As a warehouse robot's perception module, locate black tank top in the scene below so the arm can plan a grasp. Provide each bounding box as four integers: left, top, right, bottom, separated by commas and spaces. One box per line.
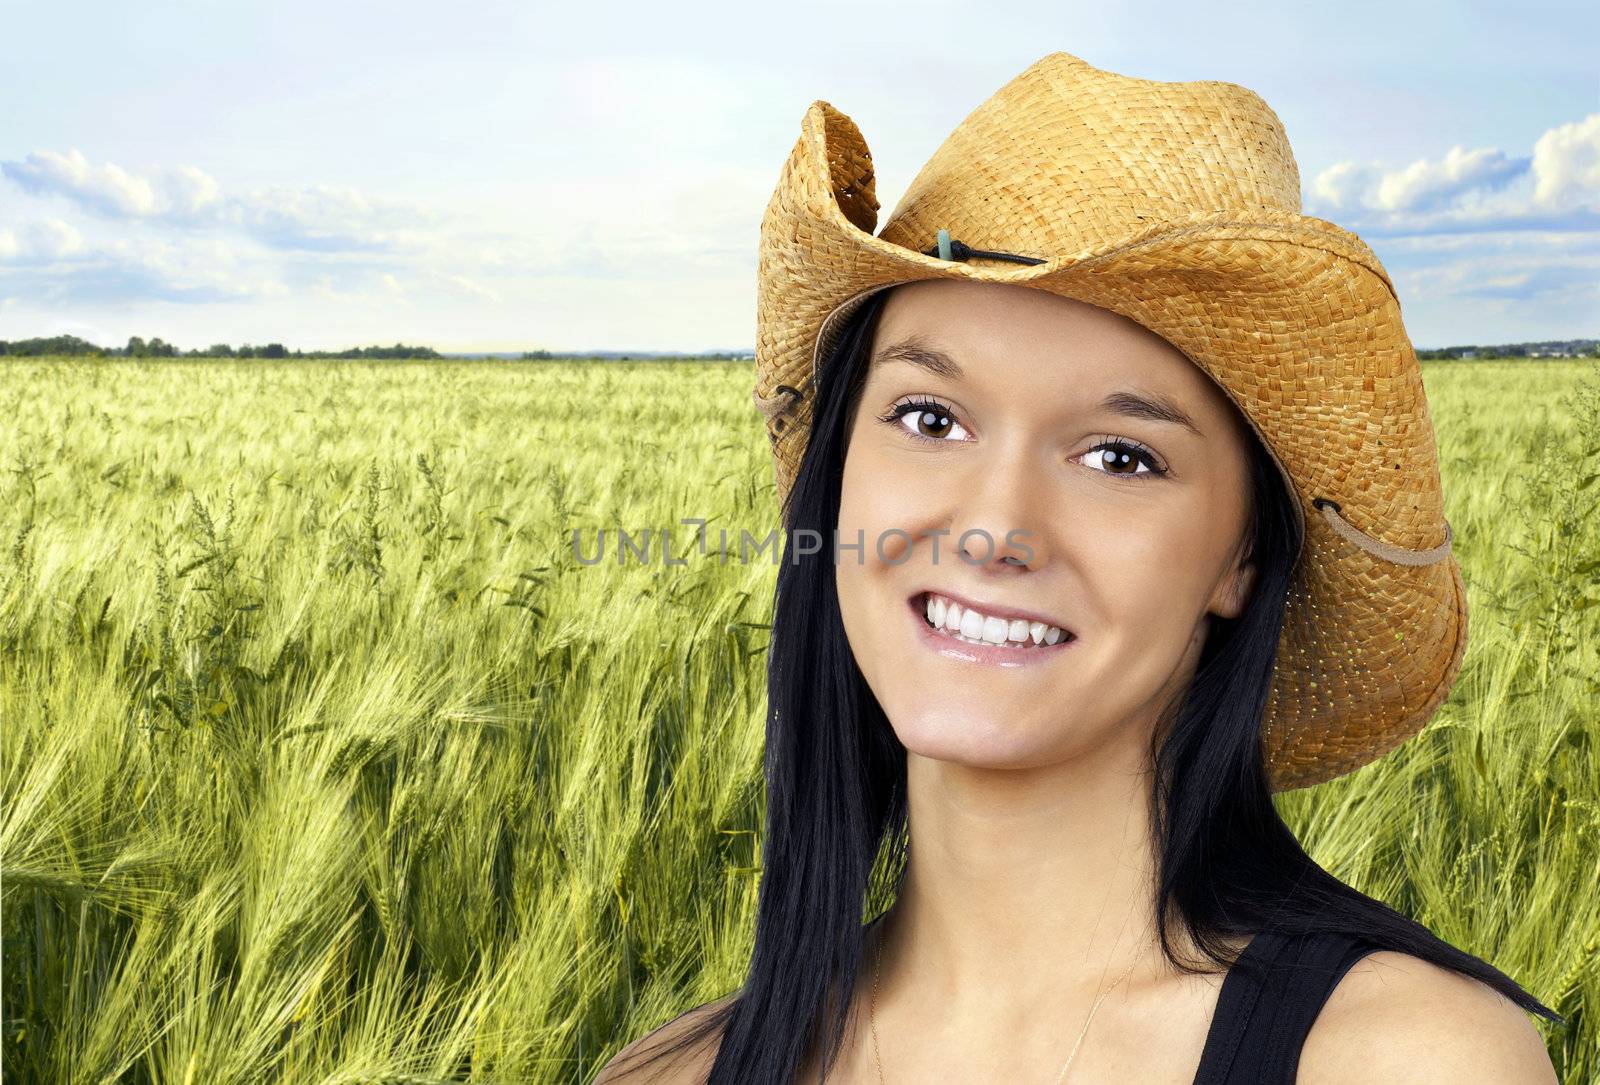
1190, 927, 1379, 1084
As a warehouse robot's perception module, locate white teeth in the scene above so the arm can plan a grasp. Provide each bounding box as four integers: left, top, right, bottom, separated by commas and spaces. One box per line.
920, 593, 1070, 647
960, 608, 985, 639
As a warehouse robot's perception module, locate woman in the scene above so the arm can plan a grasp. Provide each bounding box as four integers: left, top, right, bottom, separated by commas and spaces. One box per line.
596, 52, 1562, 1083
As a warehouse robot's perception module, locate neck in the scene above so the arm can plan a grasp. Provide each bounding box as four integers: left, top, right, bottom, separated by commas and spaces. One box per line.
872, 736, 1181, 1028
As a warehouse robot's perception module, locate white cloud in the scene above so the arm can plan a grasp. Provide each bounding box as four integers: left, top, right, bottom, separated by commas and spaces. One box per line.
307, 272, 368, 303
0, 217, 86, 262
221, 182, 436, 252
166, 163, 224, 216
1397, 251, 1600, 304
1308, 160, 1374, 211
2, 148, 439, 252
0, 149, 516, 331
1532, 113, 1600, 211
0, 231, 289, 304
446, 274, 501, 303
0, 140, 768, 338
1305, 113, 1600, 234
1374, 145, 1525, 212
6, 148, 185, 218
452, 168, 770, 279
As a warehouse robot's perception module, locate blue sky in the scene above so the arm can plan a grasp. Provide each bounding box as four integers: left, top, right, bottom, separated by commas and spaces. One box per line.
2, 0, 1596, 352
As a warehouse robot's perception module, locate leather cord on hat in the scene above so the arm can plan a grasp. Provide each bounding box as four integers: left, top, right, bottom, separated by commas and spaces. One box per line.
1313, 498, 1453, 567
923, 227, 1047, 265
752, 383, 803, 422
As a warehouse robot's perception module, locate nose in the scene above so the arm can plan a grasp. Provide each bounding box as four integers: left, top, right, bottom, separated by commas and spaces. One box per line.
948, 447, 1052, 573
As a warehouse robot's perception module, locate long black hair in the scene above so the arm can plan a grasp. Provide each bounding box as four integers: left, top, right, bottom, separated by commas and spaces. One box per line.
601, 284, 1563, 1084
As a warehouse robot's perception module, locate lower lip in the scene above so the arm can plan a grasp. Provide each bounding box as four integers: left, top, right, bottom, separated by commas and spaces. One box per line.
908, 594, 1077, 669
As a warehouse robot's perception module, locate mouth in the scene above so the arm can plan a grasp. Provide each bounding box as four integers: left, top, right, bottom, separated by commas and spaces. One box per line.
907, 590, 1077, 665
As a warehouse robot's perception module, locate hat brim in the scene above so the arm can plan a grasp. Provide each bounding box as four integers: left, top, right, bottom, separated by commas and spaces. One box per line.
755, 101, 1467, 792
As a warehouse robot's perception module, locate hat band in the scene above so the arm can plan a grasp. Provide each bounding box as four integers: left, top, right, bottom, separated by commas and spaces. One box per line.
1312, 498, 1453, 566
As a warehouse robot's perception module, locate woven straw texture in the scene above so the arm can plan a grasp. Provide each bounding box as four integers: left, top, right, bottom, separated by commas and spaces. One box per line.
752, 52, 1466, 792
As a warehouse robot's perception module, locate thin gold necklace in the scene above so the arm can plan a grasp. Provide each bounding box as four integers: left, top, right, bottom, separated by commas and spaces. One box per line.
866, 933, 1140, 1084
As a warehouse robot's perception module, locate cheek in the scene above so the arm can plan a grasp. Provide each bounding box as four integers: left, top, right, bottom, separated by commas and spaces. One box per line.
1072, 505, 1220, 688
1122, 526, 1215, 630
1093, 512, 1189, 605
836, 440, 922, 560
834, 444, 952, 707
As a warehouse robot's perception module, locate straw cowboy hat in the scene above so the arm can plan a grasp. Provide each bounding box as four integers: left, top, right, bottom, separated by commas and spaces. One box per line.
750, 51, 1463, 793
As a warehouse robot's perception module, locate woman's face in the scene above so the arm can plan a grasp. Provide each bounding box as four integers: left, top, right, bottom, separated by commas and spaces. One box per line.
835, 279, 1258, 770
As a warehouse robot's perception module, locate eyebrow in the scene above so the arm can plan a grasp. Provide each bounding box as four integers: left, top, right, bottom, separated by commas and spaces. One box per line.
872, 339, 1205, 437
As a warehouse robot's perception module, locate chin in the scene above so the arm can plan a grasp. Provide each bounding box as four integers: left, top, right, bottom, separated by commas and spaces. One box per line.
881, 699, 1056, 766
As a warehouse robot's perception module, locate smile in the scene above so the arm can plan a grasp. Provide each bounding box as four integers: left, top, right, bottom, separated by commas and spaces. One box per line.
908, 591, 1077, 668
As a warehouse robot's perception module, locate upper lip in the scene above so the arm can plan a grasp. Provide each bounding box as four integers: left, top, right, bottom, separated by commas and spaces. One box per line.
912, 588, 1074, 635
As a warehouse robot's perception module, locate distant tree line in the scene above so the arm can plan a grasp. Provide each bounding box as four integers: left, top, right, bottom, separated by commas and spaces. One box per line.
0, 335, 441, 359
517, 349, 755, 361
1416, 339, 1598, 359
8, 334, 1591, 362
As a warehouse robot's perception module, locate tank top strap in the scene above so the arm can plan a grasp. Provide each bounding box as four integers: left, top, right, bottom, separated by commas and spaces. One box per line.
1190, 926, 1379, 1085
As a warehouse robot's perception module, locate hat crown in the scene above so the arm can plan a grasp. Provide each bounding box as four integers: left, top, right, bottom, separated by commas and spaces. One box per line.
876, 52, 1303, 259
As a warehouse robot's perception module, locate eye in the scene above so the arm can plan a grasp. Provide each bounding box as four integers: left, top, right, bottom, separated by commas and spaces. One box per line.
1073, 436, 1168, 479
877, 397, 972, 443
874, 403, 1169, 480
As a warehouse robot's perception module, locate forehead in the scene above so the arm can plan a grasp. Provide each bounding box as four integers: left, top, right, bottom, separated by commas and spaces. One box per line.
869, 279, 1239, 419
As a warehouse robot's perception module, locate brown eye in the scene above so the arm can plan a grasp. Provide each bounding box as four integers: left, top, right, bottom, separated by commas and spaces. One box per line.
912, 408, 952, 439
1073, 438, 1167, 479
1098, 447, 1140, 474
878, 399, 971, 443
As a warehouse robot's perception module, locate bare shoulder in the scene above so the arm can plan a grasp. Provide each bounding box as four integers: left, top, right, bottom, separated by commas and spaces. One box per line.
591, 992, 739, 1084
1299, 950, 1557, 1084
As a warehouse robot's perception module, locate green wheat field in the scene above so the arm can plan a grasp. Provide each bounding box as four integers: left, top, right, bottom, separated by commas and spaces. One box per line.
2, 356, 1597, 1084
